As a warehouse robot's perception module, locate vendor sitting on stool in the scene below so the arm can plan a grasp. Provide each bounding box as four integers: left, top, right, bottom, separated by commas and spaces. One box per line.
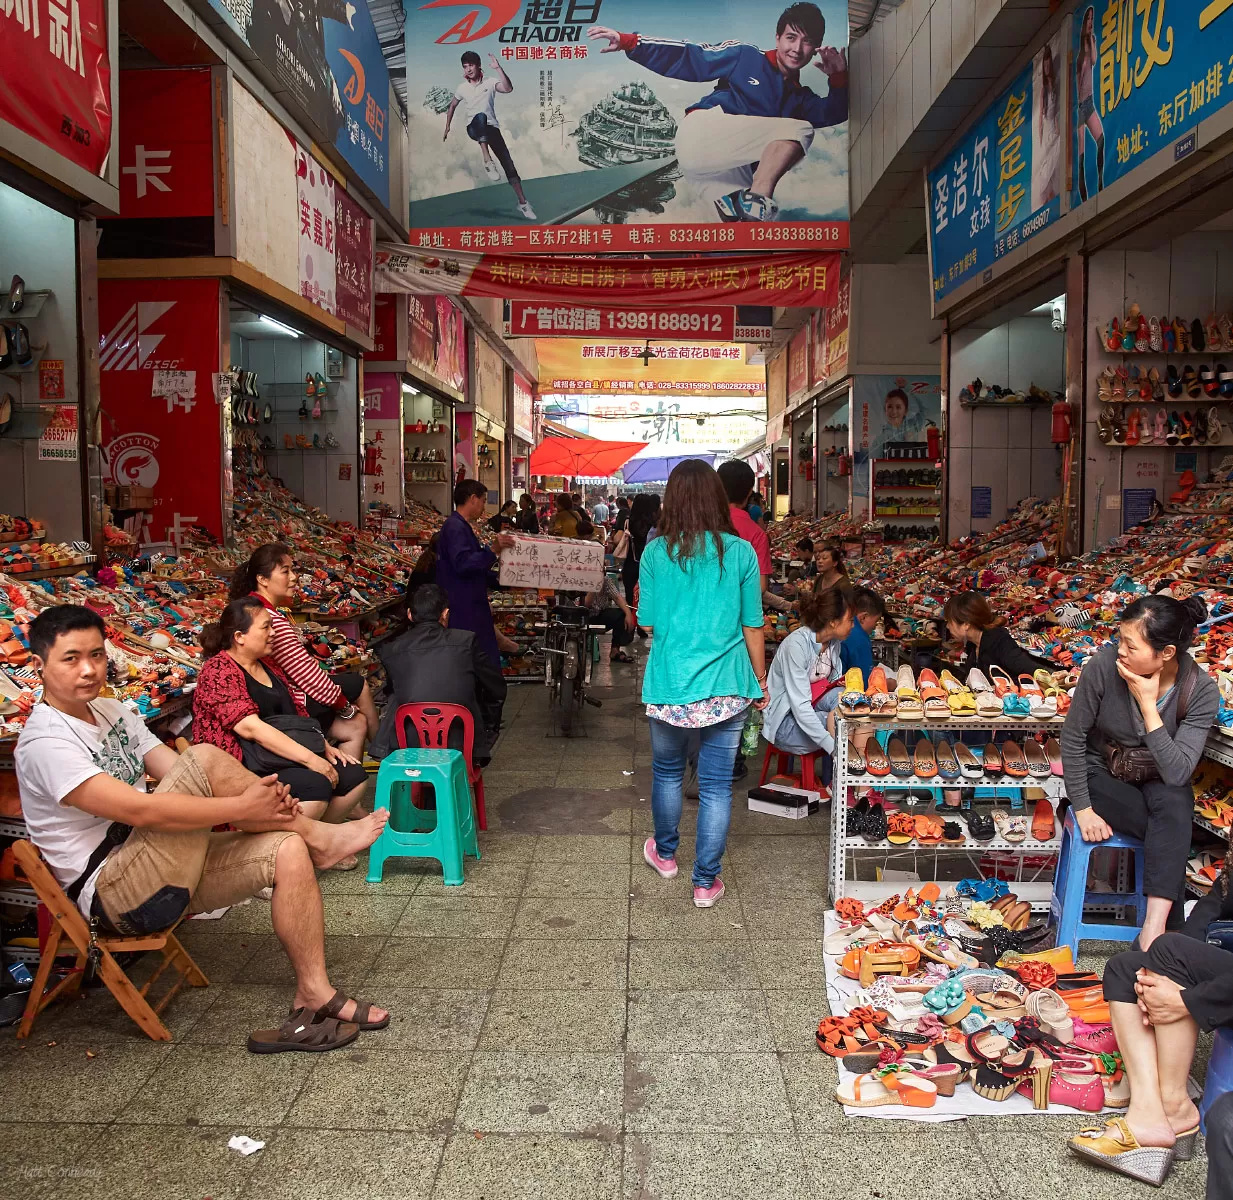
1059, 592, 1218, 949
582, 569, 637, 664
763, 585, 854, 764
1064, 860, 1233, 1187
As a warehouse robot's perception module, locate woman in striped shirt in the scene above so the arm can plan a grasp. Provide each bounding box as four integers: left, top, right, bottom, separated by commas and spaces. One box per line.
230, 544, 376, 759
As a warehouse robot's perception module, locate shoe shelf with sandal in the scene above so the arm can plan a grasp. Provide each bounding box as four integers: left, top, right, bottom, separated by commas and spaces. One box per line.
831, 715, 1063, 916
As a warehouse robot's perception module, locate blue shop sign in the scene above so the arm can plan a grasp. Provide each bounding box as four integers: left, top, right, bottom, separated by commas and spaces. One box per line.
928, 32, 1065, 305
1072, 1, 1233, 206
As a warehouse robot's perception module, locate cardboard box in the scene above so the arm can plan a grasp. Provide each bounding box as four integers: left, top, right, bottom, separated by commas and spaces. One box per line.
117, 486, 155, 510
747, 783, 821, 819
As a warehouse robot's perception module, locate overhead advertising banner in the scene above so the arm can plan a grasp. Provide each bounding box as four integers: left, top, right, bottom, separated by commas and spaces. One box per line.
1072, 2, 1233, 206
115, 69, 214, 218
377, 245, 840, 308
542, 393, 765, 455
405, 0, 849, 253
535, 339, 765, 396
1, 0, 112, 177
927, 30, 1065, 306
296, 142, 337, 315
205, 0, 391, 204
506, 300, 737, 340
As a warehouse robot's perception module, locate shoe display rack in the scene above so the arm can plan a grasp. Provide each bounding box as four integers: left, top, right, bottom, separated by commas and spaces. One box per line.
1189, 734, 1233, 897
829, 715, 1066, 914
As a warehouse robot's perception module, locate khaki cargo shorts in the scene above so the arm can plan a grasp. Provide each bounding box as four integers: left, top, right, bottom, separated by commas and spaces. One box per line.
94, 746, 293, 936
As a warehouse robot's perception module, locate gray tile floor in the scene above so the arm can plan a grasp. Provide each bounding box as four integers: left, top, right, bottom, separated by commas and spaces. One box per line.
0, 658, 1213, 1198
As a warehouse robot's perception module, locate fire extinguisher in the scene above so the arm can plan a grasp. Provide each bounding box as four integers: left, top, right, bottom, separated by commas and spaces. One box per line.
926, 423, 940, 460
363, 442, 380, 476
1051, 398, 1073, 444
837, 451, 850, 477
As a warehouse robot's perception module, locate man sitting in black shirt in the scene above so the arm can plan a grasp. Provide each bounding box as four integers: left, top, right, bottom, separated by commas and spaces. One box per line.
370, 584, 507, 765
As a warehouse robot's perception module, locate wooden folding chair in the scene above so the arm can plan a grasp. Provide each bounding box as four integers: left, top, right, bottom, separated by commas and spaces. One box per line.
11, 840, 208, 1041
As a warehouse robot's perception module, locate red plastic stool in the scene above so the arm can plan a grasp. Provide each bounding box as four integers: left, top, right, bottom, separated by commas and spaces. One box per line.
757, 742, 824, 792
394, 703, 487, 831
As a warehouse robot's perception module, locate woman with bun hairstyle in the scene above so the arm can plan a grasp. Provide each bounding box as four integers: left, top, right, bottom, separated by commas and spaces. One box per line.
1059, 592, 1219, 948
193, 598, 372, 867
944, 590, 1052, 681
232, 543, 377, 758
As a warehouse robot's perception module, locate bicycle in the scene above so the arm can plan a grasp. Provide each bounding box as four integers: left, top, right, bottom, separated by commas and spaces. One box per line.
540, 603, 604, 734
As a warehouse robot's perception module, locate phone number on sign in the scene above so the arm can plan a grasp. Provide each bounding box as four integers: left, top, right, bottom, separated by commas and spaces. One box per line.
602, 311, 730, 334
667, 225, 845, 245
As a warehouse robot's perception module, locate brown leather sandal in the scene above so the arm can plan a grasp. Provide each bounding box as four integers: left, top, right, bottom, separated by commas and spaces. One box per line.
247, 1007, 360, 1054
317, 988, 391, 1031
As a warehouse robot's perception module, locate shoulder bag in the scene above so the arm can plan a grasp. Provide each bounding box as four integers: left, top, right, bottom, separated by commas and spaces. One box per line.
240, 713, 327, 775
1102, 656, 1198, 784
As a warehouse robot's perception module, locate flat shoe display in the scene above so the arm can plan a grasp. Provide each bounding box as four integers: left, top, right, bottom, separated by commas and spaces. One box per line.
1023, 740, 1050, 777
887, 737, 912, 777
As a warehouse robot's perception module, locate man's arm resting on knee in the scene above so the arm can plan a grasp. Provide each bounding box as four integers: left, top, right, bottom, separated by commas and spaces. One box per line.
62, 771, 296, 832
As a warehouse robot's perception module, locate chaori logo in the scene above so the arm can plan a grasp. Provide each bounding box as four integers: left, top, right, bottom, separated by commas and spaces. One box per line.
99, 302, 178, 371
420, 0, 521, 43
105, 433, 161, 488
339, 49, 365, 104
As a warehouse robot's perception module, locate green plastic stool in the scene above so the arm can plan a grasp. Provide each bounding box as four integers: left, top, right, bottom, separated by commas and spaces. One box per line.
367, 749, 480, 885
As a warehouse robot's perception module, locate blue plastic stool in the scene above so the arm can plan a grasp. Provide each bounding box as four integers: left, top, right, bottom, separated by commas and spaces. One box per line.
1202, 1028, 1233, 1135
1050, 809, 1147, 959
366, 748, 479, 886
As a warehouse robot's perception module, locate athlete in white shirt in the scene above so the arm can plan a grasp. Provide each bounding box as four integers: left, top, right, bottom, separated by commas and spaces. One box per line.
444, 51, 537, 220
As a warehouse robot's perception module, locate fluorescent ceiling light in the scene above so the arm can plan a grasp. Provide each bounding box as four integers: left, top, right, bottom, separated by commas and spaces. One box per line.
259, 315, 300, 337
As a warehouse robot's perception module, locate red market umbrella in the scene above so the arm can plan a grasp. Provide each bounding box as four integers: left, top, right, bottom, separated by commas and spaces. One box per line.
529, 438, 647, 478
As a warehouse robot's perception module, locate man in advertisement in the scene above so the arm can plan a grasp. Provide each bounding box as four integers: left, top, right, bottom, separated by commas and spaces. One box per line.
443, 51, 538, 220
588, 2, 847, 222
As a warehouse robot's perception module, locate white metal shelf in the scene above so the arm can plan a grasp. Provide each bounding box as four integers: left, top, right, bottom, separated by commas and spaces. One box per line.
0, 817, 27, 840
844, 772, 1063, 790
853, 716, 1066, 731
830, 717, 1065, 909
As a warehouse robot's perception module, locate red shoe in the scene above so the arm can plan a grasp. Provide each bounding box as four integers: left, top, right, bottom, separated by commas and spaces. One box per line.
693, 878, 725, 908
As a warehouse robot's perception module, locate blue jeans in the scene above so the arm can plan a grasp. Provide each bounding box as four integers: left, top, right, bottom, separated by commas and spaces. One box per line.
649, 710, 745, 887
769, 686, 841, 755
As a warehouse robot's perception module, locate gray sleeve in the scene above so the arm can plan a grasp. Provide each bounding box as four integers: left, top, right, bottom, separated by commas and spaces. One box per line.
1143, 675, 1220, 786
1059, 661, 1104, 811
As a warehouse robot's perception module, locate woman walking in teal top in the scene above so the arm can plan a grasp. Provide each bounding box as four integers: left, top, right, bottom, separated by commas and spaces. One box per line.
637, 460, 768, 909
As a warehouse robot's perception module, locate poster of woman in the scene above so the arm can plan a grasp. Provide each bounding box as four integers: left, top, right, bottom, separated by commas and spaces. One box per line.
851, 374, 941, 498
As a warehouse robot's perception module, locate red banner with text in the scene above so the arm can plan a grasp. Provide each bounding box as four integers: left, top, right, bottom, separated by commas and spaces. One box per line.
1, 0, 112, 177
505, 301, 736, 341
377, 246, 840, 309
99, 278, 224, 545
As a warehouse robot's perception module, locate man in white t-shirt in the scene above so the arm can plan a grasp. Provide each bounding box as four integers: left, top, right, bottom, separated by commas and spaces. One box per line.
443, 51, 537, 220
15, 604, 392, 1053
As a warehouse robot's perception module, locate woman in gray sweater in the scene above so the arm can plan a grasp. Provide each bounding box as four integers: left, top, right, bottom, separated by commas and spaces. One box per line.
1059, 593, 1217, 949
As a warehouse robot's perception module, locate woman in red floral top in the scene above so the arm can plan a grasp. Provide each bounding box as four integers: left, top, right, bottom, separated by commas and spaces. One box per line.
193, 598, 369, 860
231, 544, 377, 759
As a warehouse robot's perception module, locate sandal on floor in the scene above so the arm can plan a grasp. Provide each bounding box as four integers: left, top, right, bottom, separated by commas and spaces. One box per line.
317, 988, 391, 1031
834, 1070, 900, 1107
248, 1008, 360, 1053
610, 651, 635, 663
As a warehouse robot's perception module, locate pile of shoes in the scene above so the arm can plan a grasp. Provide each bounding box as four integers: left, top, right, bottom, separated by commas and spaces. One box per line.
822, 887, 1129, 1118
958, 379, 1060, 407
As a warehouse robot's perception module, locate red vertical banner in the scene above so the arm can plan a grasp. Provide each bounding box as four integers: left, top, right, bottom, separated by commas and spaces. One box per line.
826, 274, 851, 380
115, 70, 214, 218
408, 295, 435, 376
434, 298, 465, 394
0, 0, 112, 177
334, 188, 373, 334
372, 294, 398, 359
98, 278, 223, 544
788, 324, 809, 398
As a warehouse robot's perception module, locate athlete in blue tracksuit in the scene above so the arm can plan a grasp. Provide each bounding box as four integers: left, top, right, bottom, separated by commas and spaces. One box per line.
588, 2, 847, 222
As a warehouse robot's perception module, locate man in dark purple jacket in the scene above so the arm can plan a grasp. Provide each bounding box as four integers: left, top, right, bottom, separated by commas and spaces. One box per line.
435, 479, 513, 668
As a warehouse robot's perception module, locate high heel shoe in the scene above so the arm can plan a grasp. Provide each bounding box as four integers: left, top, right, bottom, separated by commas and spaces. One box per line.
1173, 1125, 1200, 1162
1068, 1118, 1176, 1187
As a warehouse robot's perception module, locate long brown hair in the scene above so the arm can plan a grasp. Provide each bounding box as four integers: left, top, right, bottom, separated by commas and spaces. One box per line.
943, 591, 1003, 630
657, 460, 736, 571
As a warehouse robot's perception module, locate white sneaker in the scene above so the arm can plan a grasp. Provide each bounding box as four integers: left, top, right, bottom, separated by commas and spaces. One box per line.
483, 159, 502, 181
517, 202, 537, 220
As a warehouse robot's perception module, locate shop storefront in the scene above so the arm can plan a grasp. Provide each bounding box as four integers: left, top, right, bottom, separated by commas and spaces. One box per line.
368, 294, 466, 521
0, 0, 117, 550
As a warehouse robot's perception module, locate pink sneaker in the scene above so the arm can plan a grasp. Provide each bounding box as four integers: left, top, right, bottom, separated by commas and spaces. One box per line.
643, 837, 678, 879
1070, 1021, 1118, 1054
693, 878, 725, 908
